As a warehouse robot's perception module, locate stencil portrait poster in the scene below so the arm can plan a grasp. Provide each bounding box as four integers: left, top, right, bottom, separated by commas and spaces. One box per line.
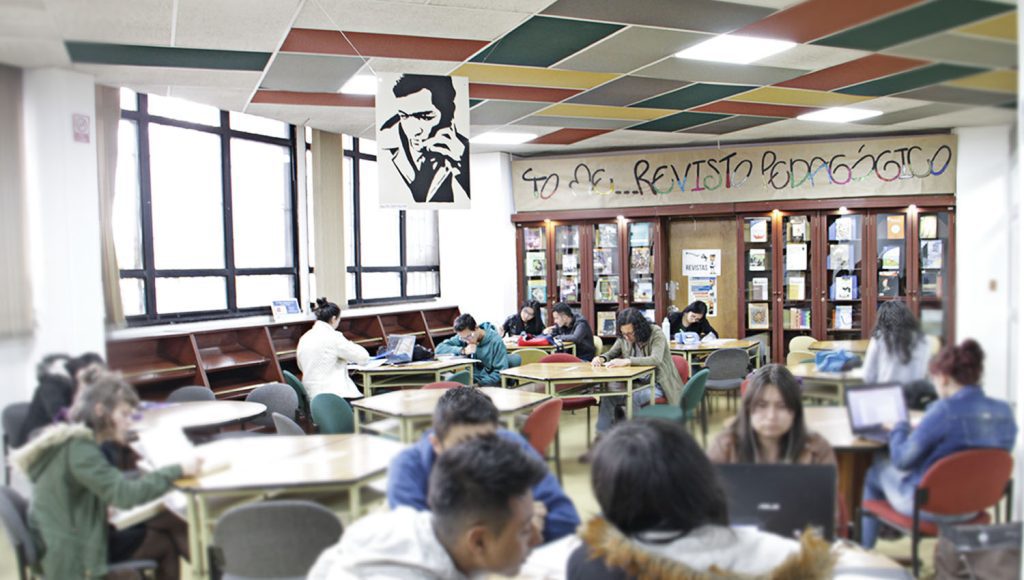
376, 73, 471, 209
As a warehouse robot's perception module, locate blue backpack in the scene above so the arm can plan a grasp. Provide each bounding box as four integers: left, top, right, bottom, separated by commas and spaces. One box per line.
814, 349, 859, 372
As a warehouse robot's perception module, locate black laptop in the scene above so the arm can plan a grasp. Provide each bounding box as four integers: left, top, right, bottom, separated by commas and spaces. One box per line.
716, 464, 836, 541
844, 383, 908, 443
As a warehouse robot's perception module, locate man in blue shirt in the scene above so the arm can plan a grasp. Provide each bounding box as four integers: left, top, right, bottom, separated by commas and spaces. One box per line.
387, 387, 580, 543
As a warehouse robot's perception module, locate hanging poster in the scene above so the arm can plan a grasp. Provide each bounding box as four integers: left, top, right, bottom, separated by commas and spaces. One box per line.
377, 73, 471, 209
687, 277, 718, 317
683, 249, 721, 276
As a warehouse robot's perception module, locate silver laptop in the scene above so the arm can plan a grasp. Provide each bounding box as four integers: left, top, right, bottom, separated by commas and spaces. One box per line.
844, 384, 908, 443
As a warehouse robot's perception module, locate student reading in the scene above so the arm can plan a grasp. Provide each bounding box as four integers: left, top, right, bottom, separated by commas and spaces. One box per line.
543, 302, 596, 361
668, 300, 718, 339
501, 300, 544, 337
296, 297, 371, 400
435, 314, 510, 385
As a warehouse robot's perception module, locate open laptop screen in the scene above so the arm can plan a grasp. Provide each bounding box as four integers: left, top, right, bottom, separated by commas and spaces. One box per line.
845, 384, 907, 431
386, 334, 416, 359
716, 464, 836, 541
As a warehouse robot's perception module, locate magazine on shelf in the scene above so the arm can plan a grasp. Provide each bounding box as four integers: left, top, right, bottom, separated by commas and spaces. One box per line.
832, 275, 858, 300
596, 276, 619, 302
919, 215, 938, 239
559, 277, 578, 302
525, 251, 546, 277
629, 223, 651, 246
786, 243, 807, 271
524, 228, 544, 250
748, 303, 770, 329
787, 276, 805, 301
597, 223, 618, 248
784, 308, 811, 330
641, 309, 656, 322
597, 311, 617, 336
886, 215, 905, 239
788, 216, 808, 243
750, 218, 768, 243
556, 227, 578, 249
920, 240, 943, 269
630, 246, 652, 274
834, 305, 854, 330
633, 278, 654, 302
751, 277, 769, 301
878, 271, 899, 297
828, 243, 852, 270
594, 248, 616, 275
748, 249, 767, 271
832, 216, 854, 241
921, 271, 942, 298
562, 253, 578, 274
528, 279, 547, 302
881, 245, 901, 270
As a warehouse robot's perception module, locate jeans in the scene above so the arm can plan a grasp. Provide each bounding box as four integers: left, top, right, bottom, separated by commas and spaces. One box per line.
596, 383, 663, 433
860, 455, 976, 548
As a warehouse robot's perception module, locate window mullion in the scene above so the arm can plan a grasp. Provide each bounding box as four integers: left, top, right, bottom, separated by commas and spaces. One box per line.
220, 110, 237, 311
136, 94, 158, 321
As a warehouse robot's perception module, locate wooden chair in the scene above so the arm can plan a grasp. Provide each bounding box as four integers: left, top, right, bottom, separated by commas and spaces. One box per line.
521, 398, 565, 483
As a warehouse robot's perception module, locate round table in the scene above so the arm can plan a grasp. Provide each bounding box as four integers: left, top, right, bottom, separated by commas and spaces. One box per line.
133, 400, 267, 432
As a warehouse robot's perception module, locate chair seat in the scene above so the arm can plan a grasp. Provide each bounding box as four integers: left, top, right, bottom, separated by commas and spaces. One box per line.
861, 499, 990, 536
562, 396, 596, 410
635, 405, 683, 422
705, 378, 742, 390
654, 395, 667, 405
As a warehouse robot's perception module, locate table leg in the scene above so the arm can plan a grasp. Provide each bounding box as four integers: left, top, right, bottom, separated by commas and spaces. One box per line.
468, 364, 474, 385
837, 451, 874, 532
625, 378, 634, 419
354, 411, 362, 434
501, 374, 507, 389
184, 493, 202, 579
362, 373, 372, 398
351, 484, 362, 521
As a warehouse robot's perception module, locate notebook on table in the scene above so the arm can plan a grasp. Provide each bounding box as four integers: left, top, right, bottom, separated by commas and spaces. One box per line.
844, 384, 907, 444
716, 463, 836, 541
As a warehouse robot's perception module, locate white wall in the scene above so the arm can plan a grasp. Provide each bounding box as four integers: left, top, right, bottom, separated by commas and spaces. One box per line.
438, 152, 518, 329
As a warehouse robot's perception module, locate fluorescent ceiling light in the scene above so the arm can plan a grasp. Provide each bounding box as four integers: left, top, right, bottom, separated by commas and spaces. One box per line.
675, 34, 795, 64
339, 74, 377, 95
470, 132, 537, 145
797, 107, 883, 123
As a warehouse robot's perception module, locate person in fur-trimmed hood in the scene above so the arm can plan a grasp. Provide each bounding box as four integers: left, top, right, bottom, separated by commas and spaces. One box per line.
567, 419, 834, 580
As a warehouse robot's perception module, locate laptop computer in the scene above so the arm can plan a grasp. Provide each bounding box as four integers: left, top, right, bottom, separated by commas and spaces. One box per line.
717, 464, 836, 541
844, 383, 908, 443
371, 334, 416, 365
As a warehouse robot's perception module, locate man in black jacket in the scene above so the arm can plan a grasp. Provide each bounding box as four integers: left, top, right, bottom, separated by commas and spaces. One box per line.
543, 303, 596, 361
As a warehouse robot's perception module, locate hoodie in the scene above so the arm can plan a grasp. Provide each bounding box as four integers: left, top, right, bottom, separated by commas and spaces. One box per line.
434, 322, 509, 385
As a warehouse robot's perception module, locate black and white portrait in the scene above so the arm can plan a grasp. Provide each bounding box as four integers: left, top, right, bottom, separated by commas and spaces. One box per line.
376, 73, 470, 209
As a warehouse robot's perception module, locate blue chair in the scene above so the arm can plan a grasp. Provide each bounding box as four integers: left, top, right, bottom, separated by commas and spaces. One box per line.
507, 353, 522, 368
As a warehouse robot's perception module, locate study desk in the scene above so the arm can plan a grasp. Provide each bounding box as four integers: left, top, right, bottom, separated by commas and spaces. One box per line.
174, 434, 403, 579
351, 387, 552, 443
499, 363, 655, 419
789, 362, 864, 403
810, 339, 871, 354
349, 358, 477, 396
504, 340, 576, 355
133, 400, 267, 432
670, 339, 761, 369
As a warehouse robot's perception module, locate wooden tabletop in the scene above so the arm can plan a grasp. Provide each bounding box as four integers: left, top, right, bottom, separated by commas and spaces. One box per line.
809, 339, 870, 353
352, 386, 550, 417
349, 358, 477, 373
670, 339, 757, 352
501, 362, 655, 381
176, 434, 404, 492
134, 401, 266, 432
804, 406, 922, 451
788, 362, 864, 382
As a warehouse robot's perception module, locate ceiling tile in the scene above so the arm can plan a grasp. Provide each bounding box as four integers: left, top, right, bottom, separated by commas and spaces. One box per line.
536, 103, 672, 120
730, 86, 871, 107
946, 69, 1016, 93
776, 53, 929, 91
529, 128, 611, 145
838, 63, 987, 97
298, 0, 531, 41
554, 27, 710, 73
884, 33, 1017, 69
174, 0, 301, 52
681, 115, 782, 134
895, 85, 1016, 106
246, 101, 375, 135
47, 0, 173, 45
632, 83, 755, 110
755, 44, 868, 71
694, 100, 818, 118
893, 105, 1016, 130
813, 0, 1013, 51
0, 4, 60, 38
280, 28, 488, 61
955, 11, 1016, 41
854, 102, 966, 125
450, 63, 618, 89
636, 58, 805, 85
261, 53, 365, 92
725, 0, 805, 9
628, 111, 730, 132
469, 100, 549, 125
542, 0, 775, 34
471, 15, 622, 67
737, 0, 922, 43
74, 63, 262, 91
66, 41, 271, 70
0, 38, 70, 68
469, 83, 580, 102
568, 76, 689, 106
251, 90, 374, 107
357, 57, 457, 76
513, 116, 638, 130
550, 129, 701, 151
428, 0, 555, 11
169, 86, 253, 112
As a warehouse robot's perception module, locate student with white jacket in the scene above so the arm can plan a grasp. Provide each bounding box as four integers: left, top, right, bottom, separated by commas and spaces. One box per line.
296, 297, 370, 400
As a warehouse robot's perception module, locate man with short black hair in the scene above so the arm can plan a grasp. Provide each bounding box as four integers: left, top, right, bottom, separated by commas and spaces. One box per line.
387, 387, 579, 543
435, 314, 509, 385
309, 436, 545, 579
543, 302, 596, 361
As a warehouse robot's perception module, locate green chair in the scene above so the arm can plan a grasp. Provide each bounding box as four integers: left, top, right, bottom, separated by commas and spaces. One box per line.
282, 370, 311, 420
310, 393, 355, 434
635, 369, 710, 445
448, 370, 472, 386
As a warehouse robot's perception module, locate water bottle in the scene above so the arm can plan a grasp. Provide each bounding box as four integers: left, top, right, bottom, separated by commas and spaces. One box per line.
661, 317, 671, 341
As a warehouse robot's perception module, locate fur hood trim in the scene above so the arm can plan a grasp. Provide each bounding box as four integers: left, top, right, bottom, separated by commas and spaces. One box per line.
9, 422, 92, 475
579, 516, 835, 580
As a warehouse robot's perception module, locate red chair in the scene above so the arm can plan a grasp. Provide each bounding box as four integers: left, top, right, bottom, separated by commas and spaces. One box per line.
422, 381, 461, 390
857, 449, 1013, 577
521, 398, 565, 482
654, 355, 691, 405
538, 353, 598, 448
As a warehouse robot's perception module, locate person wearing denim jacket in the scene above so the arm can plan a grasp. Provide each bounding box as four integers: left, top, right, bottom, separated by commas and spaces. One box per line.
860, 339, 1017, 547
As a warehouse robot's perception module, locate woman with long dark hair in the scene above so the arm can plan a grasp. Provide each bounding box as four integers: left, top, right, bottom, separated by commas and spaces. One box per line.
501, 300, 544, 337
862, 301, 930, 385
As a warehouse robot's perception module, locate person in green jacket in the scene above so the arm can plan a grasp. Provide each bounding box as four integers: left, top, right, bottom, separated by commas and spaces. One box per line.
435, 314, 510, 385
591, 308, 684, 435
11, 369, 200, 580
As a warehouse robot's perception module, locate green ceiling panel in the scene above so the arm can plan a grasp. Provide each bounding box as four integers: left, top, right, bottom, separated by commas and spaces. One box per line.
837, 63, 987, 97
66, 42, 270, 70
470, 16, 623, 68
814, 0, 1013, 51
628, 111, 729, 132
631, 83, 755, 111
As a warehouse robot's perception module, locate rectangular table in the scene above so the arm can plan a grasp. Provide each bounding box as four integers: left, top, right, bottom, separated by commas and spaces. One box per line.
809, 339, 870, 354
670, 339, 761, 369
499, 363, 655, 419
173, 434, 403, 579
789, 362, 864, 403
349, 358, 477, 396
352, 387, 552, 443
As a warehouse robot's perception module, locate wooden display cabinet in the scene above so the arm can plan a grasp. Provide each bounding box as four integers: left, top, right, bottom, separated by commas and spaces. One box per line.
422, 306, 462, 346
267, 320, 315, 375
379, 311, 431, 349
107, 335, 205, 399
194, 327, 283, 399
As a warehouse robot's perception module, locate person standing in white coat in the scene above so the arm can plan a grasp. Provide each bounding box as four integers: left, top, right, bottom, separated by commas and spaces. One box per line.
296, 297, 370, 400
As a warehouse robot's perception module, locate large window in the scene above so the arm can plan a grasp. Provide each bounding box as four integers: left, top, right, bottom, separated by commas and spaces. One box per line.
115, 90, 299, 323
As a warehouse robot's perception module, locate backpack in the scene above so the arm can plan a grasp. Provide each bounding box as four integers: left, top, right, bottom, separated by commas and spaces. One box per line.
814, 350, 860, 372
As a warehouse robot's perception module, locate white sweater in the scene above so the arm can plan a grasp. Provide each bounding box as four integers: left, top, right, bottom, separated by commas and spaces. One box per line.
296, 320, 370, 399
862, 335, 931, 385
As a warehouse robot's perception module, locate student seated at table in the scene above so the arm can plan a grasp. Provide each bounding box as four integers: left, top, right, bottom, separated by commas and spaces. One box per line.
860, 339, 1017, 548
18, 352, 104, 446
435, 314, 509, 385
11, 369, 200, 580
668, 300, 718, 340
311, 435, 546, 579
863, 301, 931, 385
502, 300, 544, 338
296, 297, 370, 400
543, 302, 596, 361
567, 419, 833, 579
589, 308, 682, 438
387, 387, 579, 543
707, 364, 836, 466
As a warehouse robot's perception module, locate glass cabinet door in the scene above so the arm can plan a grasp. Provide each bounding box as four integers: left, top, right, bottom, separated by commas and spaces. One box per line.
781, 215, 812, 356
875, 212, 908, 309
917, 211, 950, 338
554, 225, 579, 310
627, 221, 655, 322
593, 222, 621, 338
743, 216, 773, 337
522, 225, 548, 320
826, 213, 864, 340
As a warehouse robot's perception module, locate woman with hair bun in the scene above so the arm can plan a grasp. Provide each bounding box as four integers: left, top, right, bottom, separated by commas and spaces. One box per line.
859, 339, 1017, 547
296, 297, 370, 400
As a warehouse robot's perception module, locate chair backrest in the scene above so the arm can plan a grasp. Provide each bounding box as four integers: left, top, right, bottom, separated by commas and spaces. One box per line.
515, 348, 548, 367
2, 402, 31, 449
671, 355, 690, 384
282, 370, 311, 416
422, 381, 461, 390
448, 370, 472, 386
786, 351, 815, 366
507, 353, 522, 368
245, 383, 299, 428
743, 332, 770, 367
539, 353, 582, 364
926, 334, 942, 355
788, 335, 816, 354
918, 449, 1014, 515
593, 335, 604, 356
213, 500, 342, 578
310, 393, 354, 434
166, 385, 216, 403
704, 348, 749, 380
271, 412, 305, 436
0, 486, 37, 568
680, 369, 711, 414
521, 398, 564, 457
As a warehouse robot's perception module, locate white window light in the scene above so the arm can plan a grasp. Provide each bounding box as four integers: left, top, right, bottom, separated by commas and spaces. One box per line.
675, 34, 795, 65
339, 74, 377, 95
797, 107, 883, 123
470, 132, 537, 145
